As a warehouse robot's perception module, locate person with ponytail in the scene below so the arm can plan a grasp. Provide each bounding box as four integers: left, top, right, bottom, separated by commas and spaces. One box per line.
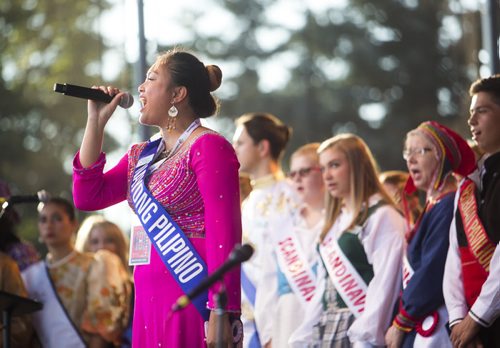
72, 48, 242, 347
232, 112, 298, 348
385, 121, 476, 348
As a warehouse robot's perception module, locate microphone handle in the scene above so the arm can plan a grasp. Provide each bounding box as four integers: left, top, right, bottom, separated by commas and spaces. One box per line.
8, 194, 40, 204
185, 260, 236, 302
54, 83, 113, 103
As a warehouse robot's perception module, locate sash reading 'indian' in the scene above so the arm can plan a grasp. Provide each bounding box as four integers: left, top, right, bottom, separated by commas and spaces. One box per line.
458, 179, 495, 272
130, 137, 209, 321
275, 221, 316, 306
319, 233, 368, 318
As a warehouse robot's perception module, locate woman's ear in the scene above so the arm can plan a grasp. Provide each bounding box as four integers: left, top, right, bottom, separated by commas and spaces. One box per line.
172, 86, 188, 103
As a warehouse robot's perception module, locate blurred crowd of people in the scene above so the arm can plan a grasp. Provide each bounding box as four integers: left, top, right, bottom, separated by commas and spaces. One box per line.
0, 49, 498, 348
233, 73, 499, 348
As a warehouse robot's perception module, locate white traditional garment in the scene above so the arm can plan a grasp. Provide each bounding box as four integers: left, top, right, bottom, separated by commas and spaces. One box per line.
290, 194, 406, 347
255, 203, 323, 347
240, 172, 298, 348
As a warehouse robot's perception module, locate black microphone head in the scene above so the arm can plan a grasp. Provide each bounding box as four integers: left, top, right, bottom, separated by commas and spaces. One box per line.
119, 93, 134, 109
53, 83, 65, 93
229, 244, 254, 263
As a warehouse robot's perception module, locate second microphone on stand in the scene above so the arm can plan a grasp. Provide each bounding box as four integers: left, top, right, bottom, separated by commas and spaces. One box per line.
172, 243, 254, 312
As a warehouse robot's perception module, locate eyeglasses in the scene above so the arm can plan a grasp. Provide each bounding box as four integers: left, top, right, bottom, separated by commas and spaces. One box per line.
287, 166, 320, 180
403, 147, 433, 160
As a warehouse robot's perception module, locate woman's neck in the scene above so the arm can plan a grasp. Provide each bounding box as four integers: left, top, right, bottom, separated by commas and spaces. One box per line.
47, 244, 74, 262
427, 181, 456, 203
342, 196, 354, 214
160, 115, 198, 149
301, 200, 324, 228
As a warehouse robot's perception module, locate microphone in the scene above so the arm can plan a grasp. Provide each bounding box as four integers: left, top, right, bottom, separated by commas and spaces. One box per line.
172, 244, 254, 312
53, 83, 134, 109
1, 190, 50, 210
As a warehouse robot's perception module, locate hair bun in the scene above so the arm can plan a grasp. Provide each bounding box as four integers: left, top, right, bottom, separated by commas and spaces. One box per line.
206, 65, 222, 92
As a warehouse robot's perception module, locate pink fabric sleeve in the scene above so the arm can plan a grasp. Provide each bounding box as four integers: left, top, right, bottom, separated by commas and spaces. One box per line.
190, 134, 242, 312
72, 151, 129, 211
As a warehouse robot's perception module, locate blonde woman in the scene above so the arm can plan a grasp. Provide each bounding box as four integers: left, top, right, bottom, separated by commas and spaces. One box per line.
291, 134, 406, 347
255, 143, 325, 347
76, 215, 133, 346
76, 215, 129, 271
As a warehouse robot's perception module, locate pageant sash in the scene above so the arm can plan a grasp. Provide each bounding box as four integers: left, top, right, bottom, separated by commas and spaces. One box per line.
275, 222, 316, 306
319, 231, 368, 318
22, 262, 86, 348
241, 266, 256, 307
240, 265, 261, 348
130, 132, 209, 321
458, 179, 496, 272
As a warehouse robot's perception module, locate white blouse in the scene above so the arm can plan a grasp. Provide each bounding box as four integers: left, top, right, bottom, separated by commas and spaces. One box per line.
290, 194, 406, 347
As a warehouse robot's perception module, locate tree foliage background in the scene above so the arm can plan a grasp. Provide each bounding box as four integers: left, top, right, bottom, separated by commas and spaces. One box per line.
0, 0, 132, 242
0, 0, 490, 246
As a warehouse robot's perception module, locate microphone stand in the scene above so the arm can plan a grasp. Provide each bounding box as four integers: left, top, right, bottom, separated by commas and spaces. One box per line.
214, 282, 227, 348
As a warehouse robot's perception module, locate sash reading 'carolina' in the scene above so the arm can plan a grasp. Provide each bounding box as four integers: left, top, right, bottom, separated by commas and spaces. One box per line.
275, 220, 316, 306
319, 233, 368, 318
458, 179, 495, 272
131, 137, 209, 321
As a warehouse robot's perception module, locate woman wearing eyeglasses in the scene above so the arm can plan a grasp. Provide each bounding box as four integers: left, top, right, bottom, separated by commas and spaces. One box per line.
385, 121, 476, 348
255, 142, 325, 347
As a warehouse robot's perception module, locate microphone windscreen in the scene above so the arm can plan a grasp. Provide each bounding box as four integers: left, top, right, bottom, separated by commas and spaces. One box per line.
120, 93, 134, 109
230, 244, 254, 263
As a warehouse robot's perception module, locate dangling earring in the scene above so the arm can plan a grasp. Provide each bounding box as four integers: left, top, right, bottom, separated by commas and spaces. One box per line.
167, 104, 178, 131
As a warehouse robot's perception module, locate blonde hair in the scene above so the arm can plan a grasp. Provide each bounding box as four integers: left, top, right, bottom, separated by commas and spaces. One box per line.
291, 142, 321, 162
76, 215, 129, 270
318, 134, 395, 241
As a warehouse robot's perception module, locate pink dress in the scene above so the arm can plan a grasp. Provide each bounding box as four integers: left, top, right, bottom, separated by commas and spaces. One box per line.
73, 130, 242, 347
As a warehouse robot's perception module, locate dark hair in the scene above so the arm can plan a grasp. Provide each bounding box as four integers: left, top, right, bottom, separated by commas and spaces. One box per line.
469, 74, 500, 105
0, 212, 20, 251
41, 197, 76, 222
0, 179, 21, 251
154, 48, 222, 118
236, 112, 292, 161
